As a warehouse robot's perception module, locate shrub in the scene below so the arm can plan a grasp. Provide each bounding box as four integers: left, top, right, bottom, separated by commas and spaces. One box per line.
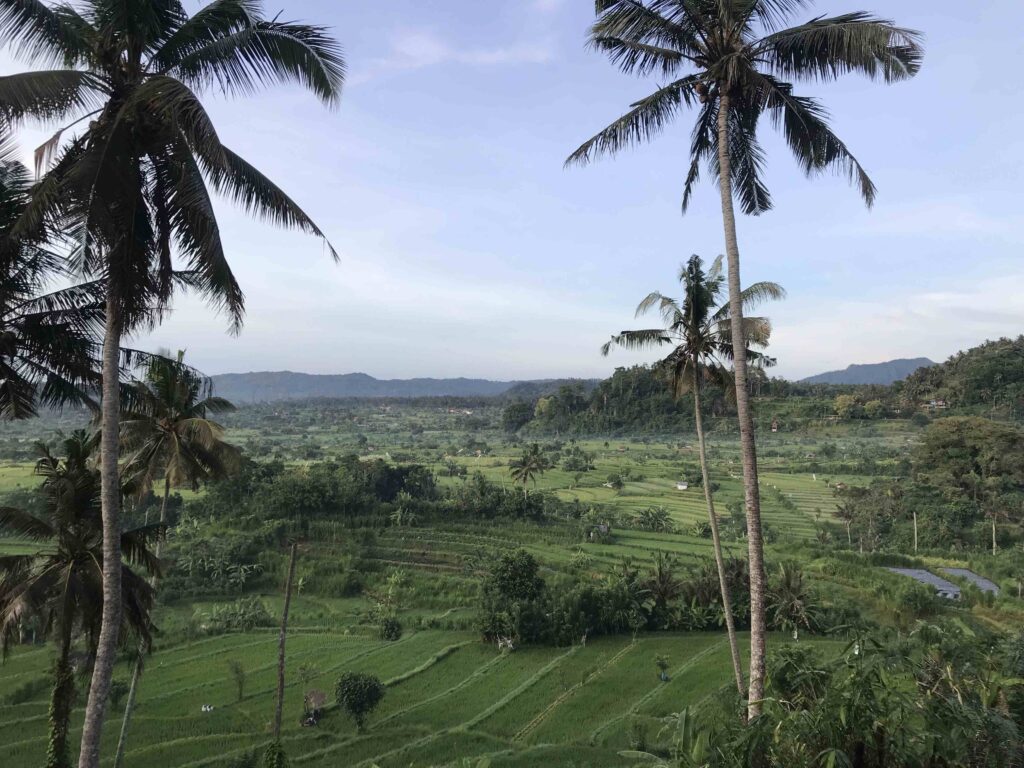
226, 659, 245, 702
261, 741, 288, 768
379, 617, 402, 641
196, 597, 273, 635
690, 520, 712, 539
336, 672, 385, 731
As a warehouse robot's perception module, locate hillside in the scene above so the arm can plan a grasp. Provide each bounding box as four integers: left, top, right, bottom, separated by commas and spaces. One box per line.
800, 358, 935, 385
210, 371, 599, 402
896, 336, 1024, 409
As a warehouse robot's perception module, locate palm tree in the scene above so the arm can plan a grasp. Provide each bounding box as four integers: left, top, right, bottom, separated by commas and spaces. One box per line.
121, 349, 238, 530
0, 431, 159, 768
0, 4, 343, 761
509, 443, 549, 497
568, 0, 921, 716
603, 253, 783, 696
767, 561, 818, 640
0, 135, 103, 420
113, 349, 238, 768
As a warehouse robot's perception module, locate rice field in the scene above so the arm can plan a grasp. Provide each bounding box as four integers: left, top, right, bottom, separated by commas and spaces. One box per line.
0, 629, 838, 768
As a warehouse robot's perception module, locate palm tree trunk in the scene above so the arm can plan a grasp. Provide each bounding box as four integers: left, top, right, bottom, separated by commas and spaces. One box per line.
715, 92, 768, 719
991, 517, 997, 556
158, 475, 171, 550
111, 655, 143, 768
691, 360, 744, 696
46, 628, 75, 768
78, 291, 123, 768
912, 510, 918, 553
274, 543, 299, 741
113, 478, 169, 768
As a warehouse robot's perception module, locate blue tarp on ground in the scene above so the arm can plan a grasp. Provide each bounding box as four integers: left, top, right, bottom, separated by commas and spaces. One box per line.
886, 568, 961, 599
941, 567, 1000, 595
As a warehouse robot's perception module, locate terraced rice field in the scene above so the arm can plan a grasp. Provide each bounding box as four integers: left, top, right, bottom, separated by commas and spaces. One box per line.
2, 629, 836, 767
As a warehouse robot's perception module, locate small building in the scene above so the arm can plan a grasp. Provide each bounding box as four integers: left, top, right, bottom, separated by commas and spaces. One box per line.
675, 482, 689, 491
770, 418, 780, 433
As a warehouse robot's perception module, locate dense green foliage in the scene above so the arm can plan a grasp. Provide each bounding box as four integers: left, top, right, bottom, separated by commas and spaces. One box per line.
897, 337, 1024, 415
334, 672, 385, 732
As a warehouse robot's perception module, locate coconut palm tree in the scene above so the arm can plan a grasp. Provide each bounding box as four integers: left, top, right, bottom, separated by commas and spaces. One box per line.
603, 253, 783, 696
0, 4, 343, 760
121, 349, 238, 530
767, 561, 818, 640
568, 0, 921, 716
112, 349, 238, 768
509, 443, 549, 497
0, 431, 159, 768
0, 135, 103, 420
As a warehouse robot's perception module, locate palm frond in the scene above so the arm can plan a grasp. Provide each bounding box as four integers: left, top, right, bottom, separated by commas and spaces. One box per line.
681, 99, 716, 212
0, 68, 105, 126
0, 506, 53, 540
756, 13, 923, 83
163, 15, 345, 106
566, 74, 699, 167
0, 0, 92, 66
591, 0, 705, 61
590, 35, 688, 77
602, 329, 672, 356
739, 280, 786, 310
756, 73, 877, 206
203, 146, 338, 260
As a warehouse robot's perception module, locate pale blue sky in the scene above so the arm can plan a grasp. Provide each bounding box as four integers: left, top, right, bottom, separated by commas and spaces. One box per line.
15, 1, 1024, 380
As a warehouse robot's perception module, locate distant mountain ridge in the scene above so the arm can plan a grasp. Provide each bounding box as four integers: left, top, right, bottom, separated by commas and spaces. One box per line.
800, 358, 936, 385
210, 371, 596, 402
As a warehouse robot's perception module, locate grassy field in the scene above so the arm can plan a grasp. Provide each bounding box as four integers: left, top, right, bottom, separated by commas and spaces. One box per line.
0, 626, 840, 768
0, 462, 35, 494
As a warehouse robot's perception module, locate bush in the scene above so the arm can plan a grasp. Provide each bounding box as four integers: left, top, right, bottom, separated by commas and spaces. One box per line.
690, 520, 712, 539
336, 672, 385, 731
196, 597, 273, 635
261, 741, 288, 768
379, 617, 402, 641
226, 660, 245, 702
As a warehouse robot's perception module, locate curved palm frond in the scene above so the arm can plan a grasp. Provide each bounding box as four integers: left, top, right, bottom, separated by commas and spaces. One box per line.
756, 12, 923, 83
0, 0, 92, 66
166, 18, 345, 105
601, 328, 673, 356
754, 72, 877, 206
565, 74, 699, 167
0, 68, 105, 126
0, 505, 54, 540
203, 147, 338, 260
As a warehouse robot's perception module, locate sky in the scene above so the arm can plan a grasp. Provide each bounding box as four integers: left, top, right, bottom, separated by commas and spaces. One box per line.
10, 1, 1024, 381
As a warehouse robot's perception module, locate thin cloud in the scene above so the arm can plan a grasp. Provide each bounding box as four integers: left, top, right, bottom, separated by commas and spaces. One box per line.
350, 29, 554, 85
830, 198, 1023, 240
769, 274, 1024, 379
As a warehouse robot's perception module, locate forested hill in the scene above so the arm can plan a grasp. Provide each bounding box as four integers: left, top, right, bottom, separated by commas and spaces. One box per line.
801, 358, 935, 385
210, 371, 597, 402
894, 336, 1024, 409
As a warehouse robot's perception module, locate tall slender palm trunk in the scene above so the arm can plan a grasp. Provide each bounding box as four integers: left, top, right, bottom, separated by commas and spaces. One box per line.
113, 479, 172, 768
46, 629, 75, 768
691, 359, 744, 695
274, 544, 299, 741
715, 93, 767, 719
78, 291, 124, 768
